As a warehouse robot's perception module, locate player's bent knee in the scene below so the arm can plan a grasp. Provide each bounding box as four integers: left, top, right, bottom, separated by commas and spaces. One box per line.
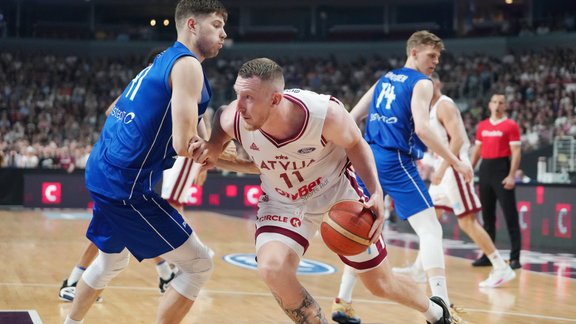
256, 253, 295, 285
257, 262, 281, 284
409, 208, 443, 239
160, 232, 215, 300
457, 213, 475, 230
170, 256, 214, 300
419, 232, 445, 270
83, 249, 130, 290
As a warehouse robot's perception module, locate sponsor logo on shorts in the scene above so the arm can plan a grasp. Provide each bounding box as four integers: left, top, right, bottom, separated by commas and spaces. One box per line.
453, 202, 462, 212
258, 214, 288, 222
290, 218, 302, 227
223, 253, 336, 275
257, 215, 302, 228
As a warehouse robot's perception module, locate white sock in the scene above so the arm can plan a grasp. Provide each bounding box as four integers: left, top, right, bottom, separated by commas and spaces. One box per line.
429, 276, 450, 307
423, 299, 444, 323
64, 315, 83, 324
67, 266, 85, 286
488, 250, 507, 270
337, 266, 357, 303
155, 260, 173, 281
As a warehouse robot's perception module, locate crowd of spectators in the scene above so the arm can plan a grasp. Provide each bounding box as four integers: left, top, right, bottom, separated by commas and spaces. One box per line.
1, 47, 576, 169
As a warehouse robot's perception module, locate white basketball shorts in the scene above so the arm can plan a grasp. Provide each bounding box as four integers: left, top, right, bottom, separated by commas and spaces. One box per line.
429, 167, 482, 217
255, 170, 388, 272
161, 157, 202, 204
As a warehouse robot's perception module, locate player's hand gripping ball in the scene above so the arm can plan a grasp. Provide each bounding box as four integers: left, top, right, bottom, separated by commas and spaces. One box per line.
321, 200, 375, 256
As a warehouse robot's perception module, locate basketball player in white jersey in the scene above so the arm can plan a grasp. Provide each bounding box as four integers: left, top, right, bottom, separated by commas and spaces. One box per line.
396, 73, 516, 288
191, 58, 452, 324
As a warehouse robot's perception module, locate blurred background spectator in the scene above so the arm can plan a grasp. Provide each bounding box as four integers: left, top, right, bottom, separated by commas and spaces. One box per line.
1, 0, 576, 182
1, 48, 575, 169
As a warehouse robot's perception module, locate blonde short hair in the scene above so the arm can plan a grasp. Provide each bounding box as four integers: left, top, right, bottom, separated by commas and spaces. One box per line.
406, 30, 444, 56
238, 58, 284, 83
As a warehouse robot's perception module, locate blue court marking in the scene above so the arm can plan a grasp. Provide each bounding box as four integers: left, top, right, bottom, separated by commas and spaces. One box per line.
223, 253, 337, 275
43, 212, 92, 220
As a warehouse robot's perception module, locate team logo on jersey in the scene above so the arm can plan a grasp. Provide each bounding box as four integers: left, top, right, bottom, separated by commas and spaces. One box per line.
123, 112, 136, 124
250, 143, 260, 151
223, 253, 337, 275
297, 147, 316, 154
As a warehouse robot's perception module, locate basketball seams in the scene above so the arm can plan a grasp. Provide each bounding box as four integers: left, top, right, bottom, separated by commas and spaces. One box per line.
322, 216, 371, 246
321, 199, 375, 255
329, 209, 373, 231
328, 199, 364, 214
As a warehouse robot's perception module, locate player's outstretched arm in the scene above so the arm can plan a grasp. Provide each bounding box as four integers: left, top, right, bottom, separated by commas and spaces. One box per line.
349, 82, 377, 125
171, 56, 203, 156
412, 80, 472, 182
190, 103, 236, 168
431, 100, 466, 184
323, 99, 384, 243
215, 157, 259, 174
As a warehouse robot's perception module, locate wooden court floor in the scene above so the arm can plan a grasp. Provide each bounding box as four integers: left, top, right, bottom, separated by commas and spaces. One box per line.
0, 209, 574, 324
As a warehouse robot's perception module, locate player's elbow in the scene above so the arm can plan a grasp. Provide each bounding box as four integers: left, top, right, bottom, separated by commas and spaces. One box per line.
414, 124, 428, 139
452, 138, 464, 149
350, 111, 364, 125
172, 136, 192, 157
173, 142, 189, 157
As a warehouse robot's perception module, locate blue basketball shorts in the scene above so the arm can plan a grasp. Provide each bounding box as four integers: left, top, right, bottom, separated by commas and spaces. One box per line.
87, 190, 193, 261
356, 146, 433, 221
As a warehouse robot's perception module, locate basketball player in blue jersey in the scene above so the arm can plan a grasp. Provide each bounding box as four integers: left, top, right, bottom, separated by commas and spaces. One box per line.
59, 48, 180, 304
332, 30, 473, 324
63, 1, 228, 323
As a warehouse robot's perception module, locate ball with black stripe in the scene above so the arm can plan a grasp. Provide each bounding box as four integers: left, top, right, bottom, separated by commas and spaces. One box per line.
321, 200, 374, 256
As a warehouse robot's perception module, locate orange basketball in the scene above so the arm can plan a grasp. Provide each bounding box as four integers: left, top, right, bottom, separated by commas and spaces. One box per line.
320, 200, 374, 256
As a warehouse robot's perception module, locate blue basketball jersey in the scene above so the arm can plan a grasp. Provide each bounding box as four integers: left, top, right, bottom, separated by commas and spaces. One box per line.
363, 67, 429, 159
86, 41, 211, 200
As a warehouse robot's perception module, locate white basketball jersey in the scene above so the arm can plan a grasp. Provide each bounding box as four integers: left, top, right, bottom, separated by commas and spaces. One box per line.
235, 89, 349, 203
429, 95, 470, 164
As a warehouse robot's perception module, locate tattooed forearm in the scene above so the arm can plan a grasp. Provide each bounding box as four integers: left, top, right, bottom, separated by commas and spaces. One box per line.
272, 289, 328, 324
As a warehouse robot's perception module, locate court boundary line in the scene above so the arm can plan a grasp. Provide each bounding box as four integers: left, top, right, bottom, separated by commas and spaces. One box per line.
0, 310, 43, 324
1, 282, 574, 322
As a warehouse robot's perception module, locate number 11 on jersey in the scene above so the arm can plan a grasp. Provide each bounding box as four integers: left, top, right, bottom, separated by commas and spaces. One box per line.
280, 171, 304, 189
